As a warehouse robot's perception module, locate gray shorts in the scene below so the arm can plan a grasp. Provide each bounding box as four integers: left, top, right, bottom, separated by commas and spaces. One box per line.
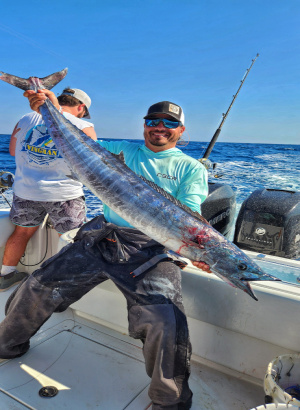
10, 194, 87, 234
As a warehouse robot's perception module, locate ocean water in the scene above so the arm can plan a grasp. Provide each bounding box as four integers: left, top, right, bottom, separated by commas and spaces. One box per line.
1, 134, 300, 216
1, 135, 300, 282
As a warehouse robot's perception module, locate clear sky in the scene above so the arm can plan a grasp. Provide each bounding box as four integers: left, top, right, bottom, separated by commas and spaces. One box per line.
0, 0, 299, 144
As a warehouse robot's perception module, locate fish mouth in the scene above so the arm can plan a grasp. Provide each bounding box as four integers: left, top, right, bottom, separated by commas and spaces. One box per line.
242, 281, 258, 301
240, 275, 282, 301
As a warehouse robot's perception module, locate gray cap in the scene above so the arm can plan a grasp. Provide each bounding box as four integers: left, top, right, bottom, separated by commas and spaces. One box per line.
60, 89, 92, 119
144, 101, 185, 125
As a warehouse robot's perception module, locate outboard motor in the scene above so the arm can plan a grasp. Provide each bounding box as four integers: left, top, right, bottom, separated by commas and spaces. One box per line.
0, 171, 14, 193
202, 182, 236, 238
234, 188, 300, 259
0, 171, 14, 207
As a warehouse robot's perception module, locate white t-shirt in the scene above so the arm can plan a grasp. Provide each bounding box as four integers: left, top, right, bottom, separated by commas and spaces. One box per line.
12, 111, 94, 201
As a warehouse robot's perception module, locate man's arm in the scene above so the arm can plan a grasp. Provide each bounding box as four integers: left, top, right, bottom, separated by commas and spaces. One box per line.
24, 89, 59, 111
176, 164, 208, 214
81, 126, 97, 140
9, 122, 21, 156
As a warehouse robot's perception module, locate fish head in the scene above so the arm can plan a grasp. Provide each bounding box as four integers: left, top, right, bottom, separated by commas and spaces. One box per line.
207, 241, 281, 301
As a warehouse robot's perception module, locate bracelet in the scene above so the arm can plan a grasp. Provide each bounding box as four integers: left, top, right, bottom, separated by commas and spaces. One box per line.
58, 106, 63, 113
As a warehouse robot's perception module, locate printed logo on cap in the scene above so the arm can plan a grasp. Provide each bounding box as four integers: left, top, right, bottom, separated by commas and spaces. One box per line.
168, 104, 180, 115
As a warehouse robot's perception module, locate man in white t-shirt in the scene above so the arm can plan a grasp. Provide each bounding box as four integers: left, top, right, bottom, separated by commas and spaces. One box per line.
0, 88, 97, 291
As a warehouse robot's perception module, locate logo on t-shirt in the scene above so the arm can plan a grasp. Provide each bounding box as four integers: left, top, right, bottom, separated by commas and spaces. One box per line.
157, 173, 177, 181
21, 124, 63, 165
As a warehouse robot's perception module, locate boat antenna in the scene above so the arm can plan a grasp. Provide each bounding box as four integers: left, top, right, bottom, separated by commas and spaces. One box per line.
200, 53, 259, 162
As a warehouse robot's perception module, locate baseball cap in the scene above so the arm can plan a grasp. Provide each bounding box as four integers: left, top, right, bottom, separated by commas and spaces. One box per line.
60, 89, 92, 119
144, 101, 185, 125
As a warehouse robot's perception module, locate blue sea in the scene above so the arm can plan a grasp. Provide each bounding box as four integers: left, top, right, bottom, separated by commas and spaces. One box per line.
1, 135, 300, 282
1, 134, 299, 218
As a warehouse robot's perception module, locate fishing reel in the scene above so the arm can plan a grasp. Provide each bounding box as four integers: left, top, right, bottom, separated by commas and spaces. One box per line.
198, 158, 217, 170
0, 171, 14, 193
198, 158, 223, 178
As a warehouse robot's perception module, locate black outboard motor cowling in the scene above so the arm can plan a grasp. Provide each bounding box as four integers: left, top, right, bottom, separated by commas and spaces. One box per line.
202, 182, 236, 238
233, 188, 300, 259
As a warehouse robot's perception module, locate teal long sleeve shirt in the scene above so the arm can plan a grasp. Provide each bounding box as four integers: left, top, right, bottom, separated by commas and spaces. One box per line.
96, 140, 208, 228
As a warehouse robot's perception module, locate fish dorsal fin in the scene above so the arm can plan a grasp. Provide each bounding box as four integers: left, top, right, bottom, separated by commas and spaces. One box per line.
111, 151, 125, 163
139, 175, 209, 224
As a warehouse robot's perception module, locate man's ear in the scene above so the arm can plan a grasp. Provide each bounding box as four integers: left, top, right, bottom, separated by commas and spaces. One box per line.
77, 104, 85, 114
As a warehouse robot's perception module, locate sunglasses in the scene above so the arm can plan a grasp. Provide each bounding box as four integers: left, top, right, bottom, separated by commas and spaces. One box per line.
145, 118, 182, 129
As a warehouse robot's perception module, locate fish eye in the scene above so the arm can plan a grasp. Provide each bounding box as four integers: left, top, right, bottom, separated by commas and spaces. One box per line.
238, 263, 247, 271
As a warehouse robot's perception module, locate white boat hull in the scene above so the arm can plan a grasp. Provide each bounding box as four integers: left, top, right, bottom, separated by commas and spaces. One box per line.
1, 208, 300, 409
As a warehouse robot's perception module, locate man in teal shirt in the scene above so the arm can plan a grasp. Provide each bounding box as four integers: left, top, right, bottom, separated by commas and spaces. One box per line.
0, 96, 209, 410
97, 108, 207, 226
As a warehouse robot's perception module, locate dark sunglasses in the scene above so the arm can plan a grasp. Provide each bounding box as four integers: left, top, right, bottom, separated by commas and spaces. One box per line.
145, 118, 182, 129
82, 104, 88, 117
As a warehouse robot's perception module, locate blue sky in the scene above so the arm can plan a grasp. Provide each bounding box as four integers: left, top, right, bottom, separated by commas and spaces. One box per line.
0, 0, 299, 144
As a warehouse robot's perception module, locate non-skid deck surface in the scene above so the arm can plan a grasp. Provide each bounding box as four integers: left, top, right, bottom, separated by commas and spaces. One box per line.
0, 287, 265, 410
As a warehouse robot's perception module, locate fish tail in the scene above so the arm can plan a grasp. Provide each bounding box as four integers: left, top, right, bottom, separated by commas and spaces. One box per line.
39, 69, 68, 90
0, 68, 68, 91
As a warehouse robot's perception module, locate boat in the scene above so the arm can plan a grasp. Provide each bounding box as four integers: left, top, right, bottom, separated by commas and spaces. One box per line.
198, 52, 300, 262
1, 55, 300, 408
1, 181, 300, 409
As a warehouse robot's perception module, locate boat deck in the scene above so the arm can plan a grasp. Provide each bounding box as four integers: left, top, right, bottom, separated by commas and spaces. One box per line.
2, 214, 299, 409
0, 287, 265, 410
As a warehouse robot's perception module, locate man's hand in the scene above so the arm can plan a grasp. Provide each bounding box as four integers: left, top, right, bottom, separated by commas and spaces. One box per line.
23, 89, 60, 113
191, 261, 212, 273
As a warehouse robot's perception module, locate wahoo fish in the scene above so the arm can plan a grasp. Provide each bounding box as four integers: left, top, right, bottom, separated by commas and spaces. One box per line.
0, 69, 280, 300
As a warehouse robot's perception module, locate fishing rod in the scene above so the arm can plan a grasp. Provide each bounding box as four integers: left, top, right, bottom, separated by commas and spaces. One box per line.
200, 53, 259, 162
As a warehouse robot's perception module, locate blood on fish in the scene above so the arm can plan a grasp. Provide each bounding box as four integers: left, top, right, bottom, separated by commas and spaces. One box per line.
177, 242, 189, 254
187, 227, 198, 235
